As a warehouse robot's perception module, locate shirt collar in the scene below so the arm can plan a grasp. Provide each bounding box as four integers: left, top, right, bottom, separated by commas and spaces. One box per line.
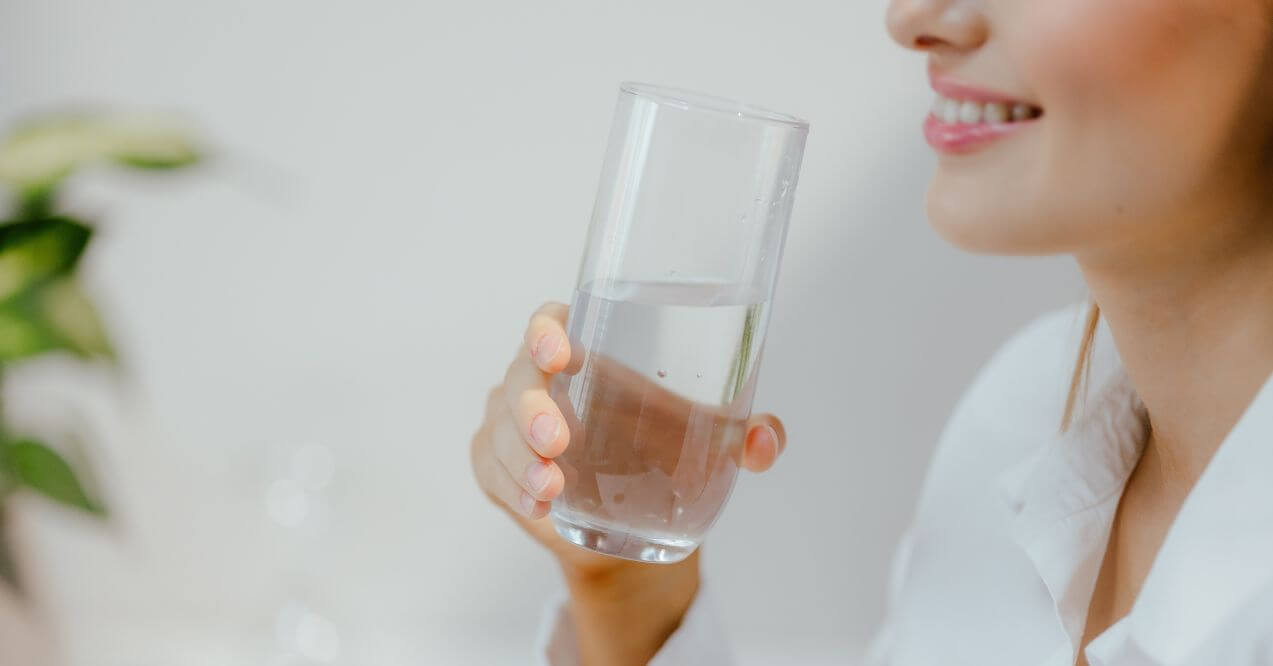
998, 357, 1273, 665
997, 366, 1147, 655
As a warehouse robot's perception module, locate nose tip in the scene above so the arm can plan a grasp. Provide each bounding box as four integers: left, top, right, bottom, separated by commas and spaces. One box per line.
886, 0, 988, 53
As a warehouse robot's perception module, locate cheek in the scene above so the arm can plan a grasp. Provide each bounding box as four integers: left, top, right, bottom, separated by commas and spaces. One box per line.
1021, 0, 1187, 93
1026, 1, 1202, 232
1035, 1, 1262, 198
930, 0, 1263, 254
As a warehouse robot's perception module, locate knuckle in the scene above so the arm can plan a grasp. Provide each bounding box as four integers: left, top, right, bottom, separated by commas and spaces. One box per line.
490, 418, 519, 463
514, 388, 545, 420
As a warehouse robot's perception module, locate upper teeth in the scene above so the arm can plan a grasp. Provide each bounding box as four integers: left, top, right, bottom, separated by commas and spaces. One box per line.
931, 96, 1039, 125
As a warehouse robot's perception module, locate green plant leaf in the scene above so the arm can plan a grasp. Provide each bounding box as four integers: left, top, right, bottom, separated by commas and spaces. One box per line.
0, 217, 92, 304
15, 184, 55, 220
0, 113, 199, 204
0, 120, 87, 204
2, 438, 103, 515
39, 279, 113, 359
0, 455, 15, 497
114, 154, 200, 169
0, 505, 21, 595
0, 305, 52, 362
0, 277, 113, 363
101, 114, 200, 170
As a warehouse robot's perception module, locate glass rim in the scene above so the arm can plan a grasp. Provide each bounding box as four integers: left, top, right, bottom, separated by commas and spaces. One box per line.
619, 81, 809, 131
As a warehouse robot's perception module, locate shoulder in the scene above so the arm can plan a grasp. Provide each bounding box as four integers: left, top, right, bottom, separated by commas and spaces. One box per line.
912, 302, 1115, 521
873, 304, 1122, 663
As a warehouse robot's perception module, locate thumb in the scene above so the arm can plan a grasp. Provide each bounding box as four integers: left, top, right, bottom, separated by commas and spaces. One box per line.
741, 413, 786, 472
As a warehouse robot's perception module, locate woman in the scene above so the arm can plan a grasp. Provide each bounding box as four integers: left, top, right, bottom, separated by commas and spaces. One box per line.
470, 0, 1273, 663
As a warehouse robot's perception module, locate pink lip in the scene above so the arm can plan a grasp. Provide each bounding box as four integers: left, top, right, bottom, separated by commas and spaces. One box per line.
928, 70, 1030, 105
923, 115, 1032, 154
925, 69, 1042, 155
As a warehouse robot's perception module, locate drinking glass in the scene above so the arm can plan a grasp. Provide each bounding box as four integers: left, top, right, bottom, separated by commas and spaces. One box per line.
549, 82, 809, 563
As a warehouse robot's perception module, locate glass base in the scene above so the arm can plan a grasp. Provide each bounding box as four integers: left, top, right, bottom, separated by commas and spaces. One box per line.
551, 513, 699, 564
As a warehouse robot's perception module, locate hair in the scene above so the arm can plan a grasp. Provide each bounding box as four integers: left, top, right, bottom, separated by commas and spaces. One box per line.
1061, 302, 1102, 432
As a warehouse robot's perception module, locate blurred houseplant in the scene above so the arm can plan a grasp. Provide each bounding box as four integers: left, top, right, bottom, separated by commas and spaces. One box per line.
0, 112, 198, 593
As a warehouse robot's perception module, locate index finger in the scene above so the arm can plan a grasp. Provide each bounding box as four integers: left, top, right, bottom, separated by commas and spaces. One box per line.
523, 302, 571, 373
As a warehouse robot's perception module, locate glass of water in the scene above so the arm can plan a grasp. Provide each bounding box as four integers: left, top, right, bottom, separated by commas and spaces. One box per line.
549, 82, 809, 563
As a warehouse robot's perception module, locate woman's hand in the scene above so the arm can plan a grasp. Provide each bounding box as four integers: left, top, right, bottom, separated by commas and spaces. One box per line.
470, 301, 788, 663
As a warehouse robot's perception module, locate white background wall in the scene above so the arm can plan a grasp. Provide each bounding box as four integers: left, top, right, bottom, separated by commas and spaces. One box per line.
2, 1, 1082, 663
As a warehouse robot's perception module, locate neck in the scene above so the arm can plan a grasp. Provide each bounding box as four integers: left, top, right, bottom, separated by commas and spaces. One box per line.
1077, 199, 1273, 488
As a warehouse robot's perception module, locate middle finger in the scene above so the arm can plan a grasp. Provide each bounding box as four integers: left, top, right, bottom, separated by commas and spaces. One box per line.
502, 352, 570, 457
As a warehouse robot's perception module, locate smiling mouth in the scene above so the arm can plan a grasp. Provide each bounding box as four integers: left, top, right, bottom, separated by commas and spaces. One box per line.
923, 93, 1044, 154
930, 95, 1043, 126
923, 70, 1045, 154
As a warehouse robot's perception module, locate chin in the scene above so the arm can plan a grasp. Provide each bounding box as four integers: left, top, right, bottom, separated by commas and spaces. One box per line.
925, 181, 1068, 256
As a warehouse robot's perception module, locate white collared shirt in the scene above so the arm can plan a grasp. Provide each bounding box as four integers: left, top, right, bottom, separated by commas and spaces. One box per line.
540, 305, 1273, 665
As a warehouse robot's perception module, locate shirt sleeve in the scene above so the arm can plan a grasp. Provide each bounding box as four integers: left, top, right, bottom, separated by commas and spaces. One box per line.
537, 579, 734, 665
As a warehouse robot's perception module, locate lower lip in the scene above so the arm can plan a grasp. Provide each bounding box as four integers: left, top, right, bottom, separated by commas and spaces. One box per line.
923, 114, 1037, 155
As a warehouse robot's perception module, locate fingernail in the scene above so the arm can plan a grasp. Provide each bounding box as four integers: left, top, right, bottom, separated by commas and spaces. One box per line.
534, 333, 562, 366
530, 413, 560, 449
527, 461, 554, 494
752, 425, 778, 455
519, 492, 537, 516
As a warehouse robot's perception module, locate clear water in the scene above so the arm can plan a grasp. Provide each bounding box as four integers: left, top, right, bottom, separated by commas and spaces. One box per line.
549, 279, 769, 562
